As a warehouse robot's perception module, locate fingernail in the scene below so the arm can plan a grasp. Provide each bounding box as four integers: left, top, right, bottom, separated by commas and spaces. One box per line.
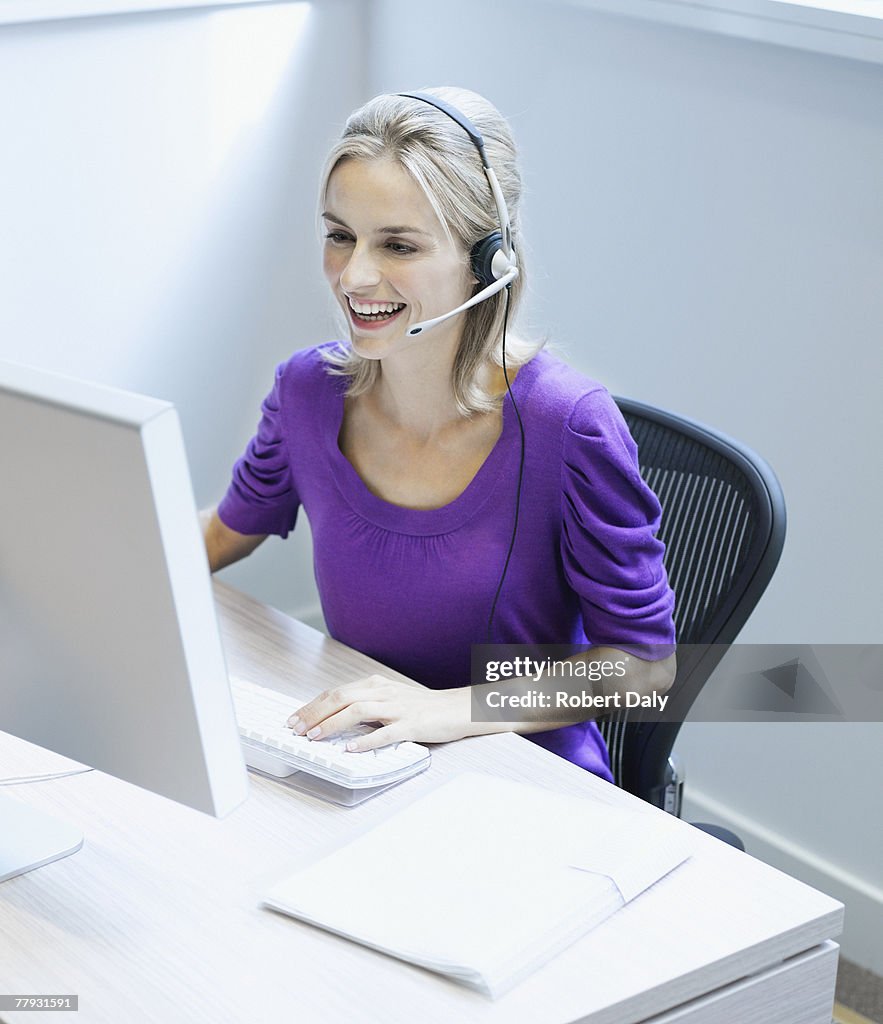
290, 718, 306, 735
345, 741, 359, 752
306, 726, 321, 739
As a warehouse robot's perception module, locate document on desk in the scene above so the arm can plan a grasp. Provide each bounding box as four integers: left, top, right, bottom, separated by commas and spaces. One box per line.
263, 773, 694, 999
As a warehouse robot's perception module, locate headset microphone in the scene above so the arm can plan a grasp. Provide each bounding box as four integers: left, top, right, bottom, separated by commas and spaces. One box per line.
407, 264, 518, 337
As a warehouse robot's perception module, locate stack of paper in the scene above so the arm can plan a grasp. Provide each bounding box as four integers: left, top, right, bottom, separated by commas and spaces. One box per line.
263, 773, 694, 998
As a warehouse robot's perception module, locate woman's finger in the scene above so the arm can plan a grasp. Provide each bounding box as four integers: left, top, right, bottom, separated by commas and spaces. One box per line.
288, 677, 403, 731
343, 723, 403, 753
297, 699, 393, 740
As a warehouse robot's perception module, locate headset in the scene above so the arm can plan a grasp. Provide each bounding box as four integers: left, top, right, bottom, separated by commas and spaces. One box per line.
397, 92, 525, 643
397, 92, 520, 337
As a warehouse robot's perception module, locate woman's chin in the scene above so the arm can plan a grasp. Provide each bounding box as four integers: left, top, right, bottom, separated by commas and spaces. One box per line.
347, 324, 424, 361
348, 334, 397, 360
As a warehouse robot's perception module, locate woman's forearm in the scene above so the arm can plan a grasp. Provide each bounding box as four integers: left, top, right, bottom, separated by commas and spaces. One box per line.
200, 506, 268, 572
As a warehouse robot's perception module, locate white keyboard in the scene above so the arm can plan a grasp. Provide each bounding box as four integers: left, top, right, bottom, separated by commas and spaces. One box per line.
229, 676, 431, 790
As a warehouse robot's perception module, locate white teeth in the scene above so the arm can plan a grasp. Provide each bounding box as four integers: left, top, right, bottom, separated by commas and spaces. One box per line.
348, 299, 405, 315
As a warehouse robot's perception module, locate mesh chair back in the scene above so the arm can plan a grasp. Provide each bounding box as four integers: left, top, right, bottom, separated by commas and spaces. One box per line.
599, 398, 786, 805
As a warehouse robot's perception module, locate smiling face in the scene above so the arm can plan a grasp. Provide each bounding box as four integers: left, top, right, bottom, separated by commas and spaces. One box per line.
322, 157, 474, 361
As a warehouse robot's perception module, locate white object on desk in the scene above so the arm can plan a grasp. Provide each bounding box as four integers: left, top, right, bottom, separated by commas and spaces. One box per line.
0, 358, 248, 886
231, 679, 432, 790
0, 793, 83, 884
263, 772, 695, 999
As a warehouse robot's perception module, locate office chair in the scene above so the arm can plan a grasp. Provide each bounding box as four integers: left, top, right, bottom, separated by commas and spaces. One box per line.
601, 397, 787, 849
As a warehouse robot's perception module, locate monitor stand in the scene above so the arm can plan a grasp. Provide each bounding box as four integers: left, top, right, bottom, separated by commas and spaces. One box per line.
0, 792, 83, 883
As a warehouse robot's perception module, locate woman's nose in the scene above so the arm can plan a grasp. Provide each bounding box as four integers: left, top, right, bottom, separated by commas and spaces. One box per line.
339, 247, 382, 292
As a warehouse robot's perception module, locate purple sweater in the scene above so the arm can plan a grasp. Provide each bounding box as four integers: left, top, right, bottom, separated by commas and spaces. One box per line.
218, 344, 676, 783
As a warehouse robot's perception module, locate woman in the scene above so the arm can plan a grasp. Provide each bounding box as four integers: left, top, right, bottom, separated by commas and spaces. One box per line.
202, 87, 676, 783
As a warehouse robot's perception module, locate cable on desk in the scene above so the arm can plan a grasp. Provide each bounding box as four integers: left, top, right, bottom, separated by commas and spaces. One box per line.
0, 768, 95, 786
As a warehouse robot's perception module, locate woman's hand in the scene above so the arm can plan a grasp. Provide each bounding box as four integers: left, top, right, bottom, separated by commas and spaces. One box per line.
287, 675, 467, 751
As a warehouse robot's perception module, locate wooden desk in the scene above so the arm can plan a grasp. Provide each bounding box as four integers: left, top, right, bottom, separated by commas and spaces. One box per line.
0, 583, 843, 1024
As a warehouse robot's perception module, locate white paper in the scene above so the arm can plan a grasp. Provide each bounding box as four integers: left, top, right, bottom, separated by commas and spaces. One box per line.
263, 773, 694, 998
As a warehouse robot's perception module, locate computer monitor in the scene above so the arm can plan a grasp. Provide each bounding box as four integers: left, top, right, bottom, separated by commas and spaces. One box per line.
0, 360, 248, 883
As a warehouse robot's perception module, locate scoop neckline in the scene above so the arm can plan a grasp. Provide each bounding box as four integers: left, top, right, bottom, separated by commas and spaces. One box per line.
323, 355, 541, 536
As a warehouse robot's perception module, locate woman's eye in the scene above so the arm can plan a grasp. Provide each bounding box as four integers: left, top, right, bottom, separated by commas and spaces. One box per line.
387, 241, 416, 255
325, 231, 353, 245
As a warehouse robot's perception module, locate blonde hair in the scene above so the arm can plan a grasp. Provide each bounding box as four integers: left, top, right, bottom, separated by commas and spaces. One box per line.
319, 87, 540, 416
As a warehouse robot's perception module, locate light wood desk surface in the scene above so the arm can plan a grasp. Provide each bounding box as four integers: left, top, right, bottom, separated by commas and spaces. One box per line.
0, 582, 843, 1024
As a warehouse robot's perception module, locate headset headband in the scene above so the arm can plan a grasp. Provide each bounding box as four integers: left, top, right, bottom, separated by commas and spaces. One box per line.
397, 91, 515, 265
398, 91, 491, 167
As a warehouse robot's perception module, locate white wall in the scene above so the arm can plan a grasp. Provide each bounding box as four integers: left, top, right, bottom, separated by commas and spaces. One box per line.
367, 0, 883, 970
0, 0, 366, 618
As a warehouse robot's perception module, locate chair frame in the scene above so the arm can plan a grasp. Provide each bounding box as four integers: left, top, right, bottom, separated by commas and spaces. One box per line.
604, 396, 788, 810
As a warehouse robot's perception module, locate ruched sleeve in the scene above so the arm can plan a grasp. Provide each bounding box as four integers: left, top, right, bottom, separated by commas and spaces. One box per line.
217, 362, 300, 538
561, 389, 675, 654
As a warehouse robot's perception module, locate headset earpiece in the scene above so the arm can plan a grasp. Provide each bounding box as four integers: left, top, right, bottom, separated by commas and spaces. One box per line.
470, 231, 504, 289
